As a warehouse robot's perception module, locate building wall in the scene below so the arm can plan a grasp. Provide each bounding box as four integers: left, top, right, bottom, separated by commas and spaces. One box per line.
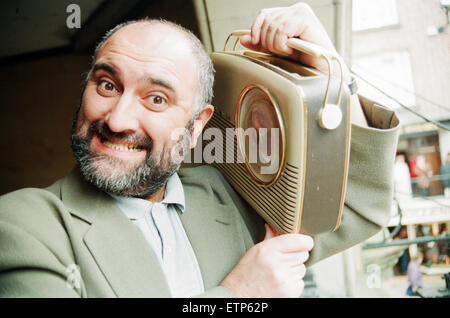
352, 0, 450, 123
0, 53, 90, 195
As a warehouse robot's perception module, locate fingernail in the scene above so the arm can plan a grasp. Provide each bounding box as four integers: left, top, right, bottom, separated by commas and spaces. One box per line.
308, 237, 314, 249
301, 252, 310, 263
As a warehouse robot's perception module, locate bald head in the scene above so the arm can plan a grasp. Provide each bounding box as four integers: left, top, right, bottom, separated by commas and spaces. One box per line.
88, 18, 214, 115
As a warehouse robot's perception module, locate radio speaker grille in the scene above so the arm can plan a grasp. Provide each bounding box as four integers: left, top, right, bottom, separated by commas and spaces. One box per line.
204, 112, 301, 233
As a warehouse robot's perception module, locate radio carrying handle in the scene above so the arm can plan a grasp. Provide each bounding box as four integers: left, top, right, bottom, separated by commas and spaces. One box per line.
224, 29, 345, 130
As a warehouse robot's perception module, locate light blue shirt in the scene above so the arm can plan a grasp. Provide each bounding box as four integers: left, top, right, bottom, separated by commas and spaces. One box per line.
109, 173, 204, 297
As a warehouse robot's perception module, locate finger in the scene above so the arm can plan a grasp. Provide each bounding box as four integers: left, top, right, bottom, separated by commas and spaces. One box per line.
286, 279, 305, 298
265, 13, 285, 55
271, 30, 288, 56
260, 18, 271, 50
239, 34, 252, 47
268, 234, 314, 253
239, 35, 271, 54
266, 23, 278, 54
267, 224, 280, 236
298, 279, 305, 296
299, 251, 310, 263
280, 251, 310, 264
290, 264, 307, 279
239, 41, 271, 54
251, 10, 267, 45
293, 252, 310, 264
263, 223, 278, 240
273, 24, 295, 56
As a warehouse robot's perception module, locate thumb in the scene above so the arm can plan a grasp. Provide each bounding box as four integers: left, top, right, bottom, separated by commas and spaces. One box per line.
240, 34, 252, 47
264, 224, 279, 240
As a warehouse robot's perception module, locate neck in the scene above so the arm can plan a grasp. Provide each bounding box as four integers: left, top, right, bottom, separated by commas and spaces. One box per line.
144, 184, 166, 202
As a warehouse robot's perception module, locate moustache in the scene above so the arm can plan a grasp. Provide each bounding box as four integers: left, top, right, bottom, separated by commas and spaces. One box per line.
89, 121, 153, 152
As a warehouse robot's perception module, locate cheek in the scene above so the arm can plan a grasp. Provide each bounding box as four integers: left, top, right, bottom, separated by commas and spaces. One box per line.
142, 118, 171, 155
141, 112, 191, 154
81, 85, 115, 122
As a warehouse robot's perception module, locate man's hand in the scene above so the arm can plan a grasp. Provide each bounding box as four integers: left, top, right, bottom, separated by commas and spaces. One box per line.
240, 2, 368, 127
240, 3, 337, 76
220, 224, 314, 298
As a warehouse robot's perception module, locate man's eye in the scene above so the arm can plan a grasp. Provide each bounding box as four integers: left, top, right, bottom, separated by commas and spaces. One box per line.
145, 95, 168, 110
96, 80, 119, 97
150, 95, 165, 105
99, 80, 115, 91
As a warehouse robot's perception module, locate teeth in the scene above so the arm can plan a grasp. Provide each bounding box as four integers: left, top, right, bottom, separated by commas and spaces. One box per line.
103, 140, 142, 152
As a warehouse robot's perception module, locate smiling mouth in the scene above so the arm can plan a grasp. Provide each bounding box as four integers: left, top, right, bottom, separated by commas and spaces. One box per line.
99, 135, 144, 153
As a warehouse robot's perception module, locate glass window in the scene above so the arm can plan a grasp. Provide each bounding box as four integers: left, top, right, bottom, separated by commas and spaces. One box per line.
352, 0, 399, 31
352, 50, 416, 109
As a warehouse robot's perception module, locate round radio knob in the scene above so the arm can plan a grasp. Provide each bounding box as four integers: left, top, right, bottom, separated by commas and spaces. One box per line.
318, 104, 342, 130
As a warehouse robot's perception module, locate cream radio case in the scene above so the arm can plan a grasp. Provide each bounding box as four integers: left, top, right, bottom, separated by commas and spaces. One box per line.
205, 30, 351, 235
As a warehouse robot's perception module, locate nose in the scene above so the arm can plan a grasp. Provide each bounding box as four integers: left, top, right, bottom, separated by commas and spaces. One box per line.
105, 92, 139, 133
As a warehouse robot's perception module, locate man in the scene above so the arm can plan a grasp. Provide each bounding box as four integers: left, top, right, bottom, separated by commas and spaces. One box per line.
0, 3, 399, 297
439, 152, 450, 196
406, 252, 423, 296
394, 153, 412, 200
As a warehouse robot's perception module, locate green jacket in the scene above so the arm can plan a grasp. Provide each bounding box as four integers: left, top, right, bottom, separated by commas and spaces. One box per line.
0, 98, 399, 297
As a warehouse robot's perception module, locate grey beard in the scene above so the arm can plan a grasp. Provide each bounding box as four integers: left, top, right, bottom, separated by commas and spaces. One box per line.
70, 116, 193, 198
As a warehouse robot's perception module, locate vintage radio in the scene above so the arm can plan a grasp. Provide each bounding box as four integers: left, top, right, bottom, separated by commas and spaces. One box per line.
205, 30, 351, 235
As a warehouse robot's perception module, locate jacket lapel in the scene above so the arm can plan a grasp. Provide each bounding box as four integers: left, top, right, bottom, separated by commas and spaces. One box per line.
178, 177, 247, 290
60, 168, 171, 297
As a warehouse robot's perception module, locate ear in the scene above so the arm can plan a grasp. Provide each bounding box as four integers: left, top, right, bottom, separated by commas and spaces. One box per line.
190, 105, 214, 149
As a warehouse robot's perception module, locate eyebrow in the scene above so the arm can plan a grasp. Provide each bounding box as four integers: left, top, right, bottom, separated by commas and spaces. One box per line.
146, 77, 176, 96
92, 63, 117, 75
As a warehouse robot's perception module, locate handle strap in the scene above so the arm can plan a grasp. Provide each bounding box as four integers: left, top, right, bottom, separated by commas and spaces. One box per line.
224, 29, 345, 130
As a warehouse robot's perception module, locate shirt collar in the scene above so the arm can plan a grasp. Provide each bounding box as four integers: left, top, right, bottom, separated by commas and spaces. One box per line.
162, 172, 185, 212
108, 172, 186, 220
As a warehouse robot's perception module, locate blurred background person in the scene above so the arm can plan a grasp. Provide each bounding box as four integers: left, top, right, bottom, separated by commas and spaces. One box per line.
396, 226, 410, 274
437, 224, 449, 264
394, 153, 413, 200
415, 155, 433, 197
440, 152, 450, 197
425, 242, 440, 266
408, 154, 418, 196
406, 252, 424, 296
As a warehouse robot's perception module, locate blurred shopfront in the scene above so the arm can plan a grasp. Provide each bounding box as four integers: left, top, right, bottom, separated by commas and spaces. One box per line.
397, 120, 450, 197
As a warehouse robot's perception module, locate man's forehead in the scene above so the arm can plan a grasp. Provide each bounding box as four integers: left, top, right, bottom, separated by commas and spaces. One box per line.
97, 22, 193, 61
91, 21, 200, 111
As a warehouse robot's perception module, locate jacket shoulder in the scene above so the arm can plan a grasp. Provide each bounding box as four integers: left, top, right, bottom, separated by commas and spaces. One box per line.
0, 185, 81, 297
0, 186, 63, 219
178, 165, 236, 202
178, 164, 224, 180
0, 184, 75, 260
